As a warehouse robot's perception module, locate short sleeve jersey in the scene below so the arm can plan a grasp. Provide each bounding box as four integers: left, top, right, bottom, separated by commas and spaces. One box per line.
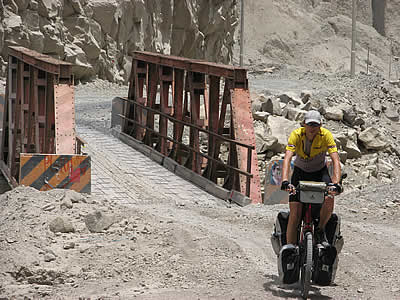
286, 127, 337, 172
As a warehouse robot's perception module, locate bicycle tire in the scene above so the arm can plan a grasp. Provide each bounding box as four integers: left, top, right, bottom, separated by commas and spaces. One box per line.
301, 232, 313, 299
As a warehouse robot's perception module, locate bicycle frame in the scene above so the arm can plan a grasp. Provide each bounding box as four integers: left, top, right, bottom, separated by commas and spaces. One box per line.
300, 203, 314, 242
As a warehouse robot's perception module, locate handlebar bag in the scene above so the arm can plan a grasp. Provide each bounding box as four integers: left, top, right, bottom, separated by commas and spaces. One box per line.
298, 181, 326, 204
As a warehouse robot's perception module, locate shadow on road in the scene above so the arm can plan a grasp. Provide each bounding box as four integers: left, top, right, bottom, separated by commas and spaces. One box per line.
263, 274, 333, 299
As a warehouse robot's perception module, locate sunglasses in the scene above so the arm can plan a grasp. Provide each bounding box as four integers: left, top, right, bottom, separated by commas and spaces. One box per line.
306, 122, 320, 127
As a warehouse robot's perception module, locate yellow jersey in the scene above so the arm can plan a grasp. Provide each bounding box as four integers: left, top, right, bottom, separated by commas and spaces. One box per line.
286, 127, 337, 172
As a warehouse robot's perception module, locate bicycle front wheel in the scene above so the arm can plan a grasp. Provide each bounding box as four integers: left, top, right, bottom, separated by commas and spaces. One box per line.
301, 232, 313, 299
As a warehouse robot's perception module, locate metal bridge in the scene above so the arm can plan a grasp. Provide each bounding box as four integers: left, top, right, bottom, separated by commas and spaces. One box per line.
0, 47, 261, 204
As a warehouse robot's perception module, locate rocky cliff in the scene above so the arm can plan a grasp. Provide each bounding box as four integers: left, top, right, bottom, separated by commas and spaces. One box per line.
0, 0, 238, 82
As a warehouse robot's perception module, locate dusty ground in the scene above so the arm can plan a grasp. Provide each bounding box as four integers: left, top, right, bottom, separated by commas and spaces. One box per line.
0, 72, 400, 299
0, 174, 400, 299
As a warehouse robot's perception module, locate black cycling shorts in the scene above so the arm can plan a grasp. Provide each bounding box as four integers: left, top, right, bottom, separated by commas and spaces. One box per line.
289, 166, 332, 202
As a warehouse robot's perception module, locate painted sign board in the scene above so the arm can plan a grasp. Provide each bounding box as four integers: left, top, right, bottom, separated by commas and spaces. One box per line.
19, 153, 91, 193
264, 158, 333, 204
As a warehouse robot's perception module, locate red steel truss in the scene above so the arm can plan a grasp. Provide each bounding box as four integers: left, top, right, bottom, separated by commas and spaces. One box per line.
0, 46, 80, 186
121, 51, 262, 203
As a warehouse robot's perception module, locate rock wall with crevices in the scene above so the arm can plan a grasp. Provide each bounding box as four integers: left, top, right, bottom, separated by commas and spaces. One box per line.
0, 0, 238, 82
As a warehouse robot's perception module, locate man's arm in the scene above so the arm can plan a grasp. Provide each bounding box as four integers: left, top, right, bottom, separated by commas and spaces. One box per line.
329, 151, 341, 184
282, 150, 294, 182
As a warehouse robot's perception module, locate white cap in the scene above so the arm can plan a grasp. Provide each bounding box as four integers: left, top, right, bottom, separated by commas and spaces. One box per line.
304, 110, 321, 125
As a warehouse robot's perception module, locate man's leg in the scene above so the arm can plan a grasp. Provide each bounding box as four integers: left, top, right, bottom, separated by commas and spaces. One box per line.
319, 196, 334, 229
287, 202, 302, 245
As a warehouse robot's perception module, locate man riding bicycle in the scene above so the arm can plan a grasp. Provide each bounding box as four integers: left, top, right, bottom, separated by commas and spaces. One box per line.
280, 110, 342, 248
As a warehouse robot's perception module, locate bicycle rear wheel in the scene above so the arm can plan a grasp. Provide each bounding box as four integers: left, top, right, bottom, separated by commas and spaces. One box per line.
301, 232, 313, 299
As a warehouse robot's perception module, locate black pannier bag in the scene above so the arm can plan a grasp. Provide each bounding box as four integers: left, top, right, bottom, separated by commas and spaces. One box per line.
313, 213, 344, 285
272, 210, 300, 284
278, 244, 300, 284
271, 209, 290, 255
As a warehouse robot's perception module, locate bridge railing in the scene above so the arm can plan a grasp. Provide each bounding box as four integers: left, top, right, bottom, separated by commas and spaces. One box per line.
118, 51, 261, 203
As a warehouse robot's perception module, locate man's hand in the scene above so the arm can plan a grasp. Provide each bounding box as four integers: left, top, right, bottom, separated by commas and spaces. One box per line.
327, 183, 342, 195
281, 180, 290, 191
281, 180, 296, 194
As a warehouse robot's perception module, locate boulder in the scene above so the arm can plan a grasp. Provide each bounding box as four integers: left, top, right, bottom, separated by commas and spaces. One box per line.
261, 96, 282, 115
300, 90, 311, 103
342, 140, 362, 159
342, 106, 364, 126
358, 127, 389, 150
278, 92, 302, 106
332, 132, 347, 149
259, 136, 279, 154
251, 94, 264, 113
284, 107, 306, 122
281, 101, 295, 118
267, 116, 299, 153
64, 189, 85, 203
49, 217, 75, 233
299, 101, 312, 111
384, 104, 400, 121
324, 107, 343, 121
85, 210, 116, 233
254, 121, 275, 153
253, 111, 270, 122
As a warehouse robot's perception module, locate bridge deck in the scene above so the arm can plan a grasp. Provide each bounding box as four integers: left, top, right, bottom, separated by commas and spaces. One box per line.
77, 125, 222, 205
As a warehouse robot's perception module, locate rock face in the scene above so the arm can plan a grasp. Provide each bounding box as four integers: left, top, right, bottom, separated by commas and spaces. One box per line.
0, 0, 238, 82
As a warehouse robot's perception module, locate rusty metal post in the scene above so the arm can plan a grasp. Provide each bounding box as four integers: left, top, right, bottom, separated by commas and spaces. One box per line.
206, 75, 220, 181
171, 68, 185, 159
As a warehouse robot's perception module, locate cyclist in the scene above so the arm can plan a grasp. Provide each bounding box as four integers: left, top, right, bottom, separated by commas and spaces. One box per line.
280, 110, 342, 248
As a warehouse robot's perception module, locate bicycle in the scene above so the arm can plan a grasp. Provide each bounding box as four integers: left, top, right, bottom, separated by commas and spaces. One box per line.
295, 179, 343, 299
